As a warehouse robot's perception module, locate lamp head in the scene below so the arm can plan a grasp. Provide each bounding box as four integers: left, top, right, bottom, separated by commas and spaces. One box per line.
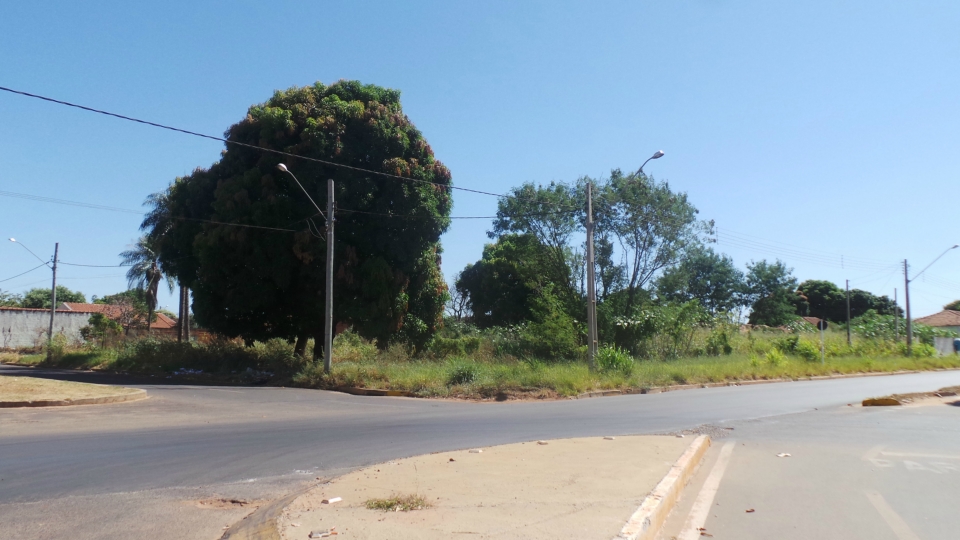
652, 150, 664, 159
276, 163, 289, 173
952, 244, 959, 249
8, 238, 15, 242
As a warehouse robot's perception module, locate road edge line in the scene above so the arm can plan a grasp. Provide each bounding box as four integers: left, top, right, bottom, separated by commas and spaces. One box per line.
614, 434, 711, 540
676, 441, 735, 540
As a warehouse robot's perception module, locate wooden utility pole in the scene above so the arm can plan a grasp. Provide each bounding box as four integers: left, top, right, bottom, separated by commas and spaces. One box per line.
585, 182, 597, 368
47, 242, 58, 359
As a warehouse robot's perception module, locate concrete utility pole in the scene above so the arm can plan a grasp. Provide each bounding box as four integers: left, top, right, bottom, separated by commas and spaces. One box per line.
904, 260, 912, 355
48, 242, 58, 359
904, 245, 959, 356
324, 178, 335, 374
845, 279, 851, 346
585, 182, 597, 368
278, 163, 334, 374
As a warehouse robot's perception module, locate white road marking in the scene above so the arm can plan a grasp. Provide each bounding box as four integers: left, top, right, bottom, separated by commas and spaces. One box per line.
865, 491, 921, 540
677, 441, 735, 540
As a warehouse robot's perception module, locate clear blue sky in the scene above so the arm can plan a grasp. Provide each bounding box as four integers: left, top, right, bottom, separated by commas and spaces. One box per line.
1, 0, 958, 318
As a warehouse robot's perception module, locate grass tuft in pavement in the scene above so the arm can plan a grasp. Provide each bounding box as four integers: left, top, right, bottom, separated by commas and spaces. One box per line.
364, 493, 433, 512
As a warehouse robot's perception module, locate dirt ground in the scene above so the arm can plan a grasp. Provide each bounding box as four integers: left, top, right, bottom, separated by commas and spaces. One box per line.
0, 376, 141, 403
279, 435, 694, 540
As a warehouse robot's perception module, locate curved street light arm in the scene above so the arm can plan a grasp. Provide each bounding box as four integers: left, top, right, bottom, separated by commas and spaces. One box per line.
910, 244, 959, 283
277, 165, 326, 221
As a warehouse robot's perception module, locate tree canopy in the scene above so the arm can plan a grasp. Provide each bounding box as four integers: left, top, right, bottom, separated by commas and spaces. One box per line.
19, 286, 86, 309
656, 246, 747, 314
143, 81, 452, 349
745, 260, 798, 326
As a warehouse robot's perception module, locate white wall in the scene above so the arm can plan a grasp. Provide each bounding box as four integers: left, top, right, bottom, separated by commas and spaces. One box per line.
0, 309, 91, 349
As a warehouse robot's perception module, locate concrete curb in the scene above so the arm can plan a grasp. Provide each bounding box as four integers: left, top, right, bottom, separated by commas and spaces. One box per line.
221, 488, 310, 540
0, 388, 147, 408
615, 434, 711, 540
572, 368, 960, 400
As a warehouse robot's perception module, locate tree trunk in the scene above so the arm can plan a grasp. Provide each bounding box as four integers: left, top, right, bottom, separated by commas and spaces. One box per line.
183, 288, 191, 342
294, 334, 308, 358
147, 305, 154, 334
177, 285, 185, 343
312, 329, 324, 363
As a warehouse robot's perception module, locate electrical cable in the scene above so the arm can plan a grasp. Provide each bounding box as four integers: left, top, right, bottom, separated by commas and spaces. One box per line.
0, 263, 48, 283
0, 85, 579, 207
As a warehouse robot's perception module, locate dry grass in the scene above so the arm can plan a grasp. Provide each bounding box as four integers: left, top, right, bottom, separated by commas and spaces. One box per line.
364, 493, 433, 512
0, 376, 139, 402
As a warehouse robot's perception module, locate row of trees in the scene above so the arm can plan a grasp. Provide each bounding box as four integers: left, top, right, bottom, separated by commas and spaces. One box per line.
1, 79, 915, 359
450, 173, 903, 351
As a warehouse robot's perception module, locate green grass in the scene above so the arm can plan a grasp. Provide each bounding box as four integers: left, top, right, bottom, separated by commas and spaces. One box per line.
293, 352, 960, 399
5, 328, 960, 400
365, 494, 432, 512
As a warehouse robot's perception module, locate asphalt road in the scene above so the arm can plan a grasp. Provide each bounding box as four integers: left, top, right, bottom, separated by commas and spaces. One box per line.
2, 365, 960, 539
659, 397, 960, 540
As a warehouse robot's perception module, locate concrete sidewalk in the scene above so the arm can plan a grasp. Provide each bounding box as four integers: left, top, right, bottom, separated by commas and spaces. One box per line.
278, 435, 696, 540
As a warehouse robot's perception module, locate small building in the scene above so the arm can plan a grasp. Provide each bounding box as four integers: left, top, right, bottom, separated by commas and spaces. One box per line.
913, 310, 960, 335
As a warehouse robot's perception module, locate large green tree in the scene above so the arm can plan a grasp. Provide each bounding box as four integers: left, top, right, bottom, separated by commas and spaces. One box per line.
20, 286, 85, 309
656, 246, 747, 314
591, 170, 712, 316
745, 259, 798, 326
455, 234, 550, 328
145, 81, 452, 351
796, 279, 898, 322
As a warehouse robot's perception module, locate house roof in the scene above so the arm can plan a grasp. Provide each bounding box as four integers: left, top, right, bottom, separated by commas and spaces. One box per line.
914, 310, 960, 328
59, 303, 178, 329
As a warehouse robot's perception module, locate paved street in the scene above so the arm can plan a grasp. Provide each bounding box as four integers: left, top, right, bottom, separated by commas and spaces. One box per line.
659, 395, 960, 539
2, 365, 959, 539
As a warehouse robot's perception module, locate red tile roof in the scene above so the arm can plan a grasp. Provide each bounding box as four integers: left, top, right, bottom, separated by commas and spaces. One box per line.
914, 310, 960, 328
59, 303, 178, 329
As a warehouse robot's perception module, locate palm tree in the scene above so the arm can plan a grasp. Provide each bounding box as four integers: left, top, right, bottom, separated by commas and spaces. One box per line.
120, 237, 174, 333
141, 188, 189, 341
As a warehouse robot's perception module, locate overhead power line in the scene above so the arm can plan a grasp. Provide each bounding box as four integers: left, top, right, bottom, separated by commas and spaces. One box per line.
0, 263, 48, 283
0, 85, 547, 202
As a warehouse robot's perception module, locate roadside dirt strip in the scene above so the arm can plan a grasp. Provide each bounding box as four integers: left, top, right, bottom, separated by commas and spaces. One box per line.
221, 435, 710, 540
0, 376, 146, 408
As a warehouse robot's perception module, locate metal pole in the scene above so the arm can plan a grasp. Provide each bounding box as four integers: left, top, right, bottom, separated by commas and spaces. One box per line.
324, 178, 334, 374
845, 279, 851, 346
48, 242, 58, 358
585, 182, 598, 368
904, 260, 912, 356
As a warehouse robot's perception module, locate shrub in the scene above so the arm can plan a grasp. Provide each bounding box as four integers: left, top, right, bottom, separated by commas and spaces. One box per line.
793, 339, 821, 362
705, 328, 733, 356
765, 348, 786, 366
447, 362, 480, 386
595, 346, 634, 374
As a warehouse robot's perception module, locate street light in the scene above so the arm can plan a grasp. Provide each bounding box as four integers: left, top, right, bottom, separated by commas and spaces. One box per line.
9, 237, 58, 357
638, 150, 665, 175
904, 244, 958, 355
277, 164, 335, 374
585, 150, 666, 368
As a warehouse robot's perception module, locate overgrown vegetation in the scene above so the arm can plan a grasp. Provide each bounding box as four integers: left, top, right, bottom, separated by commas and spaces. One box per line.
3, 318, 957, 399
365, 494, 432, 512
